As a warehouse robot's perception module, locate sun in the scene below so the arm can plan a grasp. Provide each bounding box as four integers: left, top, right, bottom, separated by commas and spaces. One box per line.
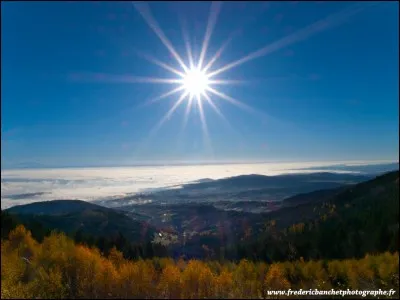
130, 1, 261, 142
181, 68, 210, 98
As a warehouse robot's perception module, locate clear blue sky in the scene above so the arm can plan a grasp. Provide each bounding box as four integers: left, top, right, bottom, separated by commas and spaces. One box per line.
1, 1, 398, 168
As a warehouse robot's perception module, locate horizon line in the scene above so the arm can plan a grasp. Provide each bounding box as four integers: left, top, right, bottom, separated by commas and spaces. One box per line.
1, 159, 398, 171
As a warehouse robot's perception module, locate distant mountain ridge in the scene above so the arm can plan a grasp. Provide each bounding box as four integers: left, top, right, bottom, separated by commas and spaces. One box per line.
295, 162, 399, 174
182, 172, 371, 189
95, 172, 372, 209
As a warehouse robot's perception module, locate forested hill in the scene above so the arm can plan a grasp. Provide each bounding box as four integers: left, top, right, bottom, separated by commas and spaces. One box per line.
3, 200, 157, 242
231, 170, 399, 262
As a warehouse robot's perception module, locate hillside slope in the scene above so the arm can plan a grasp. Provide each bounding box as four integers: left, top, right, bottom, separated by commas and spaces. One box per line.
230, 170, 399, 262
4, 200, 156, 242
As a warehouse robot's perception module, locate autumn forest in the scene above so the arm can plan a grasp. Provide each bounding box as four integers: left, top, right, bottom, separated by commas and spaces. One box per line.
1, 224, 398, 299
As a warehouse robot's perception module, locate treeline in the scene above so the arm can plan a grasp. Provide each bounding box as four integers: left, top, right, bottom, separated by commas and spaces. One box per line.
227, 201, 399, 263
1, 225, 399, 299
1, 211, 168, 260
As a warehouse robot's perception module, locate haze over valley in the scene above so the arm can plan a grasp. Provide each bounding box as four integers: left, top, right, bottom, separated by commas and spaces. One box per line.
2, 161, 397, 209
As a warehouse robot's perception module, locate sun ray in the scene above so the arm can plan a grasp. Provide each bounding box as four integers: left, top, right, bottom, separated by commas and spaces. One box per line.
142, 86, 186, 107
72, 72, 183, 84
208, 2, 377, 78
133, 2, 189, 72
206, 86, 255, 113
180, 16, 196, 69
198, 1, 222, 69
115, 76, 182, 84
135, 50, 186, 77
151, 91, 189, 135
182, 94, 194, 130
202, 1, 274, 73
174, 94, 194, 156
196, 94, 213, 156
202, 29, 237, 72
202, 91, 231, 128
131, 91, 186, 159
208, 79, 247, 85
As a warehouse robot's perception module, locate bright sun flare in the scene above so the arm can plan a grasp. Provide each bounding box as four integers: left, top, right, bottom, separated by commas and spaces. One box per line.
127, 0, 280, 147
75, 2, 375, 156
129, 0, 295, 151
182, 68, 210, 98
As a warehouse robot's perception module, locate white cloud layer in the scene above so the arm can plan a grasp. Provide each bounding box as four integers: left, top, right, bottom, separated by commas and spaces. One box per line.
1, 160, 394, 209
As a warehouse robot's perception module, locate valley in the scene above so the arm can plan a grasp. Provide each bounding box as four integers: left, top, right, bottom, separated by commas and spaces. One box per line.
3, 170, 398, 261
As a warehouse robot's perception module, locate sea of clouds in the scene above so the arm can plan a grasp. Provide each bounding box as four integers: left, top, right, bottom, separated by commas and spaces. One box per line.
1, 160, 396, 209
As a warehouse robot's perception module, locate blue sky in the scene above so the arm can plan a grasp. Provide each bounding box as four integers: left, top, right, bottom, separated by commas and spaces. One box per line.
1, 1, 398, 168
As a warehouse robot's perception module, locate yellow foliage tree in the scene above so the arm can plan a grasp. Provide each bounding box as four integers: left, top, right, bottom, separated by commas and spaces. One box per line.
264, 264, 291, 292
215, 268, 233, 298
157, 264, 182, 299
233, 259, 260, 298
181, 260, 215, 299
74, 245, 104, 298
29, 266, 68, 299
108, 246, 125, 270
7, 225, 38, 261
